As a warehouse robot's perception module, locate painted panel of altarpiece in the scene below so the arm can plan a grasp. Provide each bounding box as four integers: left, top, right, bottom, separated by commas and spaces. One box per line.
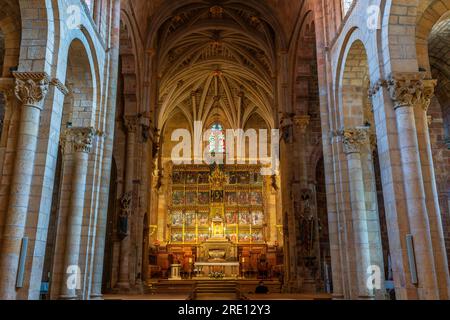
167, 165, 266, 244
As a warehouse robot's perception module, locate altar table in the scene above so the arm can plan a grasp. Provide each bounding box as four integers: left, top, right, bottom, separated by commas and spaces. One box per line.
194, 262, 240, 278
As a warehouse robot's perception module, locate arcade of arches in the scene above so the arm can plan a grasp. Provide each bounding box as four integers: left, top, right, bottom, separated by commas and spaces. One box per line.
0, 0, 449, 300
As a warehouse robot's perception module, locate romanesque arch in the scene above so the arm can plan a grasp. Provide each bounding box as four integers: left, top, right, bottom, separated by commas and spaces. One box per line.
416, 0, 450, 267
0, 0, 119, 301
333, 34, 389, 299
48, 38, 97, 300
17, 0, 53, 74
3, 0, 450, 303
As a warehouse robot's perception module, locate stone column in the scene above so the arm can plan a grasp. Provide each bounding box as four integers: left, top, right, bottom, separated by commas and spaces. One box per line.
0, 79, 15, 240
138, 124, 150, 283
89, 0, 121, 299
360, 131, 386, 299
293, 115, 311, 186
0, 73, 49, 300
293, 115, 318, 292
267, 175, 278, 245
59, 127, 96, 300
327, 132, 347, 299
89, 132, 109, 300
279, 114, 298, 292
411, 78, 450, 299
340, 128, 374, 299
386, 73, 439, 299
116, 115, 139, 290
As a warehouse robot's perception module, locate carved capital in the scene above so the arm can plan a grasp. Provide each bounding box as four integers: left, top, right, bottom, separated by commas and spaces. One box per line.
50, 78, 69, 96
368, 79, 387, 98
279, 113, 295, 144
61, 127, 96, 154
120, 191, 133, 215
338, 127, 370, 154
420, 80, 437, 112
13, 72, 50, 109
386, 73, 436, 112
141, 125, 151, 142
123, 115, 140, 133
279, 112, 295, 127
293, 115, 310, 133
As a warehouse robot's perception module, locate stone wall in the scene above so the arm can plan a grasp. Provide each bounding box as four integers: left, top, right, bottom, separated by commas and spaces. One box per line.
0, 0, 449, 301
315, 0, 450, 300
0, 0, 120, 300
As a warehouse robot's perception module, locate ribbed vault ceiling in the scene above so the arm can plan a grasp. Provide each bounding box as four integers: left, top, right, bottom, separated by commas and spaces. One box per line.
156, 1, 278, 131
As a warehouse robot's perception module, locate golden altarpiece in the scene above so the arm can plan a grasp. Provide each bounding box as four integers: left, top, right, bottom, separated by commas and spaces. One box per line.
149, 162, 283, 279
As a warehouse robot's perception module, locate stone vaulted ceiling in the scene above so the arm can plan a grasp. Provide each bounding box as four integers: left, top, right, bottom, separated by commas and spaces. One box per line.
154, 1, 282, 131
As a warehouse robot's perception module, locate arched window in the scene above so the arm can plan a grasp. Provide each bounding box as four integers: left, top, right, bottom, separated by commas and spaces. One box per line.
342, 0, 354, 16
209, 123, 225, 154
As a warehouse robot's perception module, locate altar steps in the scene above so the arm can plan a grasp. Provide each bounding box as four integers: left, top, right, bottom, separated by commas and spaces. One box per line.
191, 281, 239, 300
147, 279, 282, 298
148, 280, 195, 295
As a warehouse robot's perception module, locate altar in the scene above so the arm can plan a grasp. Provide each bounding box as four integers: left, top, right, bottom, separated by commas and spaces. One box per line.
151, 164, 281, 282
192, 213, 240, 278
196, 216, 238, 259
194, 262, 240, 279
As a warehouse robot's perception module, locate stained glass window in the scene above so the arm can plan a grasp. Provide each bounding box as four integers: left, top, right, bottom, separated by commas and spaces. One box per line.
209, 123, 225, 153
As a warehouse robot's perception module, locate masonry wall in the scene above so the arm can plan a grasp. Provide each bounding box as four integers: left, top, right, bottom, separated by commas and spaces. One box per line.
0, 0, 120, 300
315, 0, 450, 299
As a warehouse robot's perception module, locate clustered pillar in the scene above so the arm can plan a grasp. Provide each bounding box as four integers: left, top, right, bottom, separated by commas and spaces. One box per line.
59, 127, 96, 300
386, 72, 449, 299
279, 114, 298, 291
116, 115, 139, 290
339, 127, 374, 299
293, 115, 320, 291
0, 73, 49, 300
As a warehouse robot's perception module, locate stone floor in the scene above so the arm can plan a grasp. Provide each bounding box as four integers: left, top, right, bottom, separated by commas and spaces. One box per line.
244, 293, 333, 300
103, 294, 190, 300
103, 293, 332, 300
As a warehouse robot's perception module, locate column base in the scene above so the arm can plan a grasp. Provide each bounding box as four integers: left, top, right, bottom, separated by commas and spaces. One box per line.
90, 294, 104, 300
284, 279, 302, 293
301, 278, 317, 293
132, 281, 144, 295
59, 295, 79, 300
114, 281, 131, 293
331, 293, 345, 300
358, 295, 375, 300
111, 282, 146, 295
